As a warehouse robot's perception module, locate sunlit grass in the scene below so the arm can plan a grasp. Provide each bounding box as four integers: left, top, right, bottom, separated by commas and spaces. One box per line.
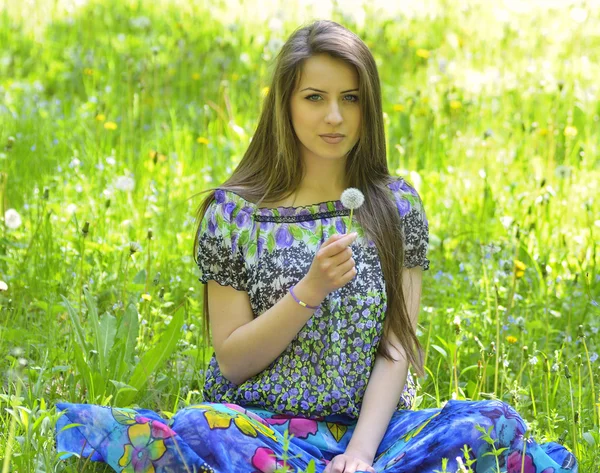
0, 0, 599, 471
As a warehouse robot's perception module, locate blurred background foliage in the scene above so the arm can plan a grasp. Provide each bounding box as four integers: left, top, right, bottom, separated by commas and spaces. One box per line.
0, 0, 599, 470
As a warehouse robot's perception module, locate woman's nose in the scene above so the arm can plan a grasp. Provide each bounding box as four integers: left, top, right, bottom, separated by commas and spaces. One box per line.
325, 102, 343, 125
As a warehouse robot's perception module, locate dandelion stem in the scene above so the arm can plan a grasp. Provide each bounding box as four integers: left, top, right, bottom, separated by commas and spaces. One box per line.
545, 364, 553, 436
567, 365, 579, 459
347, 208, 354, 234
494, 285, 500, 396
2, 364, 22, 473
529, 369, 537, 418
581, 336, 598, 429
122, 255, 130, 309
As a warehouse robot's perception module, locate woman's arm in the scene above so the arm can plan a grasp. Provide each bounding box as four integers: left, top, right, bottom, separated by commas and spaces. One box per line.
345, 266, 423, 463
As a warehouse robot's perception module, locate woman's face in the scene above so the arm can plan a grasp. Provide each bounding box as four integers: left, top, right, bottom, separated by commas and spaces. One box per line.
289, 54, 361, 164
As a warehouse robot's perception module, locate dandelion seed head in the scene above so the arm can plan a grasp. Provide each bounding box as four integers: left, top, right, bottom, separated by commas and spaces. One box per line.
340, 188, 365, 210
4, 209, 22, 229
115, 175, 135, 192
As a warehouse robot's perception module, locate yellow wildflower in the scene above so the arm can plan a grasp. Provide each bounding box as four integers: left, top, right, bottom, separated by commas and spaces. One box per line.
416, 49, 431, 59
192, 72, 201, 81
261, 86, 270, 97
141, 294, 152, 301
506, 336, 518, 344
538, 128, 548, 136
450, 100, 462, 110
393, 104, 405, 112
564, 126, 577, 137
104, 121, 118, 131
514, 259, 526, 278
197, 137, 209, 145
83, 68, 94, 76
95, 113, 106, 122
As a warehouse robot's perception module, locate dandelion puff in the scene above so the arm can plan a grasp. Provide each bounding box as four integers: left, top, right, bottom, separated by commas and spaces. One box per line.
129, 242, 142, 255
4, 209, 22, 229
115, 175, 135, 192
340, 188, 365, 234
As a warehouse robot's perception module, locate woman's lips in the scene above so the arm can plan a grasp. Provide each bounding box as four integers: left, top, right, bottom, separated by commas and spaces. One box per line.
320, 135, 344, 144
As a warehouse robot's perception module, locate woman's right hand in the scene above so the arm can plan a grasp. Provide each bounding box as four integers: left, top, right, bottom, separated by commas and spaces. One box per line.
301, 232, 359, 302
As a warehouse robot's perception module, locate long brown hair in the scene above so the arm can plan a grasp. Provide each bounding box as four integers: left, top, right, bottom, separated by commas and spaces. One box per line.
193, 20, 424, 376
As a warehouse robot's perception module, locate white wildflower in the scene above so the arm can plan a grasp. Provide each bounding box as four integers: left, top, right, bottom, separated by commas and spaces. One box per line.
4, 209, 22, 229
340, 188, 365, 210
228, 121, 246, 138
129, 241, 142, 255
341, 188, 365, 234
529, 355, 538, 366
570, 7, 588, 23
115, 175, 135, 192
0, 280, 7, 291
554, 165, 572, 179
66, 204, 77, 215
105, 156, 116, 166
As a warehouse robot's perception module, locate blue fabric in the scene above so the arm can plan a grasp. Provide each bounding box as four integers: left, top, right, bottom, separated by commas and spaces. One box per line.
55, 399, 577, 472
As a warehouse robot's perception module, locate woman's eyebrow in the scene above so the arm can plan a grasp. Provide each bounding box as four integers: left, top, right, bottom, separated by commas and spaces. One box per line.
300, 87, 359, 94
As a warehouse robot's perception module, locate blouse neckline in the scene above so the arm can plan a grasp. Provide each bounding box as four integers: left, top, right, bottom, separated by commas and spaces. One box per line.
220, 189, 345, 215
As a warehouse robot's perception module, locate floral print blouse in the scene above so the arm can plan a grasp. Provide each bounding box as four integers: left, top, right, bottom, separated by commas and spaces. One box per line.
195, 176, 430, 420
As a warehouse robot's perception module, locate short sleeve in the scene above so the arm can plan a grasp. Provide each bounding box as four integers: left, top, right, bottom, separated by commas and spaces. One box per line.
195, 189, 251, 291
388, 178, 430, 270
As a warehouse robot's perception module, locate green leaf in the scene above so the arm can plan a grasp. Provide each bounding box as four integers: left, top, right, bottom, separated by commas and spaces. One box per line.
289, 225, 304, 241
58, 423, 84, 433
110, 303, 139, 380
118, 303, 139, 364
267, 232, 276, 252
84, 287, 104, 372
72, 341, 94, 400
308, 234, 321, 247
61, 295, 88, 353
120, 304, 184, 405
133, 269, 147, 284
238, 229, 249, 247
110, 380, 138, 393
583, 431, 596, 446
98, 312, 117, 366
431, 344, 448, 359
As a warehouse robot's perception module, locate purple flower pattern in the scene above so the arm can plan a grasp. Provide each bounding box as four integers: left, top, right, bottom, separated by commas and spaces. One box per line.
196, 178, 427, 418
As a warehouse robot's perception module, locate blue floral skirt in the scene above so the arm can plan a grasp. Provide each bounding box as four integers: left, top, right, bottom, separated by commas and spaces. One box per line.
55, 399, 577, 472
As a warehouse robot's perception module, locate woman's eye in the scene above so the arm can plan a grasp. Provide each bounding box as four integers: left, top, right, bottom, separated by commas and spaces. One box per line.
305, 94, 359, 102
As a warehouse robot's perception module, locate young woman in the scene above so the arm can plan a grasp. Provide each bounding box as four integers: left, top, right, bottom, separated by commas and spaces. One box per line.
56, 20, 578, 473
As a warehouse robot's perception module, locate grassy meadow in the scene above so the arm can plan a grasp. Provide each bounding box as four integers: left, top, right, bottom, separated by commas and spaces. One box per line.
1, 0, 599, 471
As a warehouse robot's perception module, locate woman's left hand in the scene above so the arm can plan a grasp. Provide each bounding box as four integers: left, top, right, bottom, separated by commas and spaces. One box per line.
322, 451, 376, 473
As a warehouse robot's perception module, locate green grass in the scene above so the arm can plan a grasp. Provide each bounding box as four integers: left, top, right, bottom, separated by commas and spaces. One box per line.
0, 0, 599, 471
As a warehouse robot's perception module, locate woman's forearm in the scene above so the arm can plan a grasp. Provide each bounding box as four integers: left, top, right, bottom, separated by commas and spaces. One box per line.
346, 347, 410, 462
217, 278, 325, 385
